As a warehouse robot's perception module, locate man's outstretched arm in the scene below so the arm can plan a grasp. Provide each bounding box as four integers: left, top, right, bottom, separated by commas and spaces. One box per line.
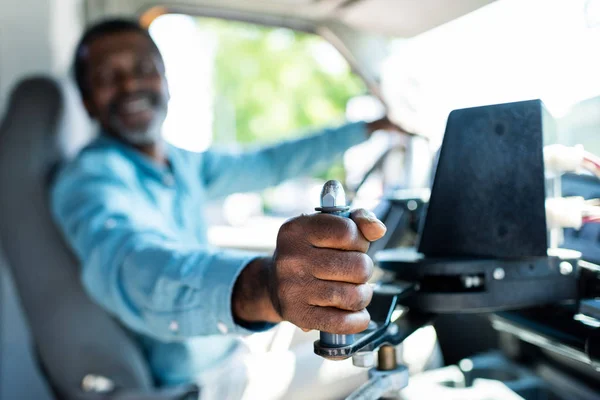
51, 165, 265, 341
198, 118, 400, 199
52, 162, 386, 340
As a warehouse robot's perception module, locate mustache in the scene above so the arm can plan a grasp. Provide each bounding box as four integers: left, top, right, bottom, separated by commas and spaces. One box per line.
108, 90, 165, 115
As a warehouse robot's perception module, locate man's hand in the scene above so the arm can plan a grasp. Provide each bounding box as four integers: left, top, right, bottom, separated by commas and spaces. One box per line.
233, 209, 386, 334
366, 116, 412, 137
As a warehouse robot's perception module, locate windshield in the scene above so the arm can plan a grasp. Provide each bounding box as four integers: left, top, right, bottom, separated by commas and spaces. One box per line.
148, 14, 368, 250
382, 0, 600, 153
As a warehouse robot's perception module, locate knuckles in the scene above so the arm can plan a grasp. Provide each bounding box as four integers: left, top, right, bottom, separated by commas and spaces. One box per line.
341, 284, 373, 311
333, 217, 358, 245
330, 311, 371, 333
351, 253, 374, 283
278, 216, 304, 241
273, 213, 376, 332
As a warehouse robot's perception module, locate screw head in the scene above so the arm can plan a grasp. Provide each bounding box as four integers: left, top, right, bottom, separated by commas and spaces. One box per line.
560, 261, 573, 275
493, 268, 505, 280
352, 352, 375, 368
459, 359, 474, 372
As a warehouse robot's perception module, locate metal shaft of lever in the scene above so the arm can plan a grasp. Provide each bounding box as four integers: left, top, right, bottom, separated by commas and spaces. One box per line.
318, 205, 352, 348
316, 180, 354, 348
345, 375, 388, 400
345, 366, 409, 400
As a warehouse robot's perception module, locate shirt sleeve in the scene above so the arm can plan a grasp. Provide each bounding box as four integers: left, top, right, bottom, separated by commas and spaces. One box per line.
51, 158, 271, 342
200, 121, 367, 199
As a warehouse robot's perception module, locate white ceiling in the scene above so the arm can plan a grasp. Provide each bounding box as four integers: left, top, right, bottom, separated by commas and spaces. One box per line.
337, 0, 497, 37
90, 0, 497, 38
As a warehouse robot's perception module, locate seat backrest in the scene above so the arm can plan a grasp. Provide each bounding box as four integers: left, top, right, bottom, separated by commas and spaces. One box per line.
0, 76, 154, 399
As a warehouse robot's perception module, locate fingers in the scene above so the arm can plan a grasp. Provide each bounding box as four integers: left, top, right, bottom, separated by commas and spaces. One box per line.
366, 117, 389, 135
308, 249, 374, 284
273, 208, 384, 335
286, 209, 385, 251
366, 116, 415, 136
307, 281, 373, 311
350, 209, 387, 242
298, 307, 371, 334
297, 213, 370, 252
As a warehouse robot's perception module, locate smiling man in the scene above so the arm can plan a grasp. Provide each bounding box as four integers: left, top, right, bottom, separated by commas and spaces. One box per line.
52, 19, 400, 399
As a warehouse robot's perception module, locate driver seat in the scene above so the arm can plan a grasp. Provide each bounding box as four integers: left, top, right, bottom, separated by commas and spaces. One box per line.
0, 76, 199, 400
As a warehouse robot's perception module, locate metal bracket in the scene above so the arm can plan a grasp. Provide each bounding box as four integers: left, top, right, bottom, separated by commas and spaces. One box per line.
314, 283, 432, 360
345, 365, 409, 400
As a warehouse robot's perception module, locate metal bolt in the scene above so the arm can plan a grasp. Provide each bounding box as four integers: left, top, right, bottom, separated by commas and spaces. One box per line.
493, 268, 505, 280
320, 180, 346, 207
407, 200, 418, 211
378, 345, 397, 371
560, 261, 573, 275
386, 323, 399, 336
353, 352, 375, 368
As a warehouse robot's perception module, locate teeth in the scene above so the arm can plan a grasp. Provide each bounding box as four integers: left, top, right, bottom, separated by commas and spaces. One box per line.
123, 98, 151, 113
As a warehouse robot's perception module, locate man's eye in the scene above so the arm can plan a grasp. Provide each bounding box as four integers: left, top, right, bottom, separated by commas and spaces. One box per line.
137, 59, 157, 76
93, 71, 116, 86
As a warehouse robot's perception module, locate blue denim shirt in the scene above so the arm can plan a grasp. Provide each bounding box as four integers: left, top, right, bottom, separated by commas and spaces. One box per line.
51, 121, 367, 385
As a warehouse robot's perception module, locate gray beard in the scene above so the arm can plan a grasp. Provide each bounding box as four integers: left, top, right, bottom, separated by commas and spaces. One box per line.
110, 105, 168, 146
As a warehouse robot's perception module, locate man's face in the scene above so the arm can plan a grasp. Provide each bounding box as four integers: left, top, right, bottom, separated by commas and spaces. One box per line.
82, 31, 169, 146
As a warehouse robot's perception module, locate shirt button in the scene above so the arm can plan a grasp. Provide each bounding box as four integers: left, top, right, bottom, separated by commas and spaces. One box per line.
104, 219, 116, 229
163, 174, 175, 187
169, 320, 179, 333
217, 321, 229, 334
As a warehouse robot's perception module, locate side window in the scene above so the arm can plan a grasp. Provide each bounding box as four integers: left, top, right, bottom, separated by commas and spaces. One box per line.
149, 14, 366, 250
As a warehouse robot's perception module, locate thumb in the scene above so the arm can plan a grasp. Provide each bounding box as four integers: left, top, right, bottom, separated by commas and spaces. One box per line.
350, 209, 387, 242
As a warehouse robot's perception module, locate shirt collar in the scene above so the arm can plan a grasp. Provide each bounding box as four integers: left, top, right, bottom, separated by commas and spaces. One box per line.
94, 133, 176, 182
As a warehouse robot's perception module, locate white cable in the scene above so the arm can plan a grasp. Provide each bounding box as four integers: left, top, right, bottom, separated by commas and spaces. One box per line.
543, 144, 585, 175
546, 196, 586, 229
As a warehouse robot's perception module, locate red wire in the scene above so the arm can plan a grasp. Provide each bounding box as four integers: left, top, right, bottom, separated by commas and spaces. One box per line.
584, 154, 600, 170
582, 159, 600, 180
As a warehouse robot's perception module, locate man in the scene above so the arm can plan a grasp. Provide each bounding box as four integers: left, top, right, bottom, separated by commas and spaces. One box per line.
52, 19, 401, 398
